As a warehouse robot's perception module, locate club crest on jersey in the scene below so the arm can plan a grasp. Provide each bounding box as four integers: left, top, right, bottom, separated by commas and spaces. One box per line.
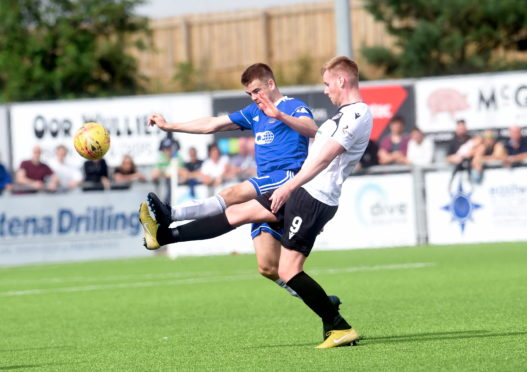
255, 131, 275, 145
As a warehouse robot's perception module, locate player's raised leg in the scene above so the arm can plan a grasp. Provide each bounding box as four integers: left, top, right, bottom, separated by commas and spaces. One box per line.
150, 181, 258, 223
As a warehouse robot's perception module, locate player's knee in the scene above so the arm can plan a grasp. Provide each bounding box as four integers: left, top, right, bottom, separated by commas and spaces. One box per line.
258, 263, 278, 279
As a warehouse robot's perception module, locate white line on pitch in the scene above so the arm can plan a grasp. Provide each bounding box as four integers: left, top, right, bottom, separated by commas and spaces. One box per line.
0, 262, 434, 296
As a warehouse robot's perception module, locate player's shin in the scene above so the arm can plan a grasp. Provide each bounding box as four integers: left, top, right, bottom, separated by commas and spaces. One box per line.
172, 194, 227, 220
286, 271, 351, 330
158, 212, 235, 244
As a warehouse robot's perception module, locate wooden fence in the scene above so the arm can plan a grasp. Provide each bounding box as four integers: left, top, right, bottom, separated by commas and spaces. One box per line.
131, 1, 394, 92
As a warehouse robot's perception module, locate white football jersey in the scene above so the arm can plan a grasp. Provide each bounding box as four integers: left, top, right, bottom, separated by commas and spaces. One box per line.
303, 102, 373, 206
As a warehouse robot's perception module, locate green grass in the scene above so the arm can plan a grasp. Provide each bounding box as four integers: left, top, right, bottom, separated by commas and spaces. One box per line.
1, 242, 526, 371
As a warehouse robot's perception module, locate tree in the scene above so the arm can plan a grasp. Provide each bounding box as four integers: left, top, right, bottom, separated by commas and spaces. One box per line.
0, 0, 150, 102
362, 0, 527, 77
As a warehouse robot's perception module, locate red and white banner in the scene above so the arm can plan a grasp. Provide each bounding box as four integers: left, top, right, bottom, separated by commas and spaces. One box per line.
416, 72, 527, 133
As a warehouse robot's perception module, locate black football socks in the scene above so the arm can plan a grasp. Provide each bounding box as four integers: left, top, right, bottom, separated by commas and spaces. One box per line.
287, 271, 351, 330
156, 212, 235, 245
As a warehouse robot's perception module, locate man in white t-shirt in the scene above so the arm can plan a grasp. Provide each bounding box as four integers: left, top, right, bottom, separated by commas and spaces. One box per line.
407, 127, 435, 166
200, 143, 231, 187
48, 145, 83, 192
140, 56, 372, 349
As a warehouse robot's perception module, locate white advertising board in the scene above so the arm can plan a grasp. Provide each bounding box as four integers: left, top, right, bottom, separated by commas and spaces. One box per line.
10, 93, 212, 168
0, 191, 152, 266
166, 174, 417, 259
0, 106, 10, 169
426, 168, 527, 244
314, 173, 417, 250
416, 72, 527, 133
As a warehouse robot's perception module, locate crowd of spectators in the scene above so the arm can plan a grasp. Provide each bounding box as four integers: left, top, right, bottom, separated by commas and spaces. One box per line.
1, 119, 527, 197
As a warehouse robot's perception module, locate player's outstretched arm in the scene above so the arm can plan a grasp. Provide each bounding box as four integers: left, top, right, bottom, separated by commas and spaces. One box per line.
256, 92, 317, 137
148, 113, 239, 134
270, 139, 345, 213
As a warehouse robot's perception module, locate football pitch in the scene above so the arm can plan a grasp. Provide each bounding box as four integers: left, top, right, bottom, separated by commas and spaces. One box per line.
1, 242, 526, 371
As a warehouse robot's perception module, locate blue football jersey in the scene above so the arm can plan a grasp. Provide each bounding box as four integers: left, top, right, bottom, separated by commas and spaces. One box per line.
228, 96, 313, 176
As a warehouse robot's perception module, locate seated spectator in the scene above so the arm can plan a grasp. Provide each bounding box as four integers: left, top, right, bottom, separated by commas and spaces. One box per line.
503, 125, 527, 167
178, 147, 203, 197
446, 119, 471, 165
471, 130, 507, 183
82, 158, 110, 191
0, 160, 12, 195
358, 139, 379, 169
112, 155, 147, 189
151, 137, 178, 184
407, 128, 435, 166
48, 144, 83, 192
14, 145, 58, 194
229, 137, 256, 180
378, 116, 411, 165
201, 143, 232, 188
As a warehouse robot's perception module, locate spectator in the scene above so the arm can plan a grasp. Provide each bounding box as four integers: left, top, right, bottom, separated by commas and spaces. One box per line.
201, 143, 232, 188
14, 145, 58, 194
503, 125, 527, 167
112, 154, 147, 189
151, 137, 178, 184
229, 137, 257, 180
48, 144, 83, 192
358, 139, 379, 169
82, 158, 110, 191
378, 116, 411, 165
471, 130, 507, 183
178, 147, 203, 197
407, 127, 435, 166
0, 159, 12, 195
446, 119, 471, 165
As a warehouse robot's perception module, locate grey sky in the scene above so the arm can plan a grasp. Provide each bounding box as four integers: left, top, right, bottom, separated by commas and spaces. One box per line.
135, 0, 320, 18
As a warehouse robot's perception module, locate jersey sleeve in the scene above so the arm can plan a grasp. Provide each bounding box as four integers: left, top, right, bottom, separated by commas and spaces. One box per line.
228, 104, 254, 130
332, 110, 371, 151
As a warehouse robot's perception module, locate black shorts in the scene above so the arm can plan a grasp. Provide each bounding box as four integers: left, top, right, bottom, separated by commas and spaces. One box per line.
256, 187, 338, 256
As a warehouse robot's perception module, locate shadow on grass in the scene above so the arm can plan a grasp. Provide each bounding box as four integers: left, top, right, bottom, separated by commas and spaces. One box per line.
0, 345, 75, 353
0, 362, 75, 370
250, 329, 527, 349
364, 329, 527, 345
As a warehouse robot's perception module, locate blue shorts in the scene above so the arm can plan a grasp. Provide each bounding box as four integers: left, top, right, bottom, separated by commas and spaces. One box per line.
247, 170, 297, 241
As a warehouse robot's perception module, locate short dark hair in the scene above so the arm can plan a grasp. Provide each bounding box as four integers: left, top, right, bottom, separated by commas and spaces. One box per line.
456, 119, 466, 125
241, 63, 275, 86
390, 115, 405, 125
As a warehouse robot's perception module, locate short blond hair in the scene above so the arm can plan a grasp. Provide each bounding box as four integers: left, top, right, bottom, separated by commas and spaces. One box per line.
321, 56, 359, 85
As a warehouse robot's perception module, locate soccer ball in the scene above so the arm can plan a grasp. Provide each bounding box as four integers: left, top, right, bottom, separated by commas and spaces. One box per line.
73, 122, 111, 160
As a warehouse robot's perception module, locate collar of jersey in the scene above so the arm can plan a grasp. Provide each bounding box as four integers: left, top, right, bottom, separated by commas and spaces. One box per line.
338, 101, 362, 110
274, 96, 289, 106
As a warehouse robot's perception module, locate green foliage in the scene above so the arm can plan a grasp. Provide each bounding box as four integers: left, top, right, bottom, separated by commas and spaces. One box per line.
362, 0, 527, 77
173, 61, 214, 92
0, 0, 150, 102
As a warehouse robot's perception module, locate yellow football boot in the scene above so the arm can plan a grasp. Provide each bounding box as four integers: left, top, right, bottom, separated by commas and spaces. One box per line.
139, 202, 160, 250
315, 328, 360, 349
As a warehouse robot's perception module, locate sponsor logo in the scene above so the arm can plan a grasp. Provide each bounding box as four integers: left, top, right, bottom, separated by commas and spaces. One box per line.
427, 88, 470, 118
0, 207, 140, 239
255, 131, 274, 145
441, 178, 482, 233
355, 183, 408, 225
253, 115, 259, 122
